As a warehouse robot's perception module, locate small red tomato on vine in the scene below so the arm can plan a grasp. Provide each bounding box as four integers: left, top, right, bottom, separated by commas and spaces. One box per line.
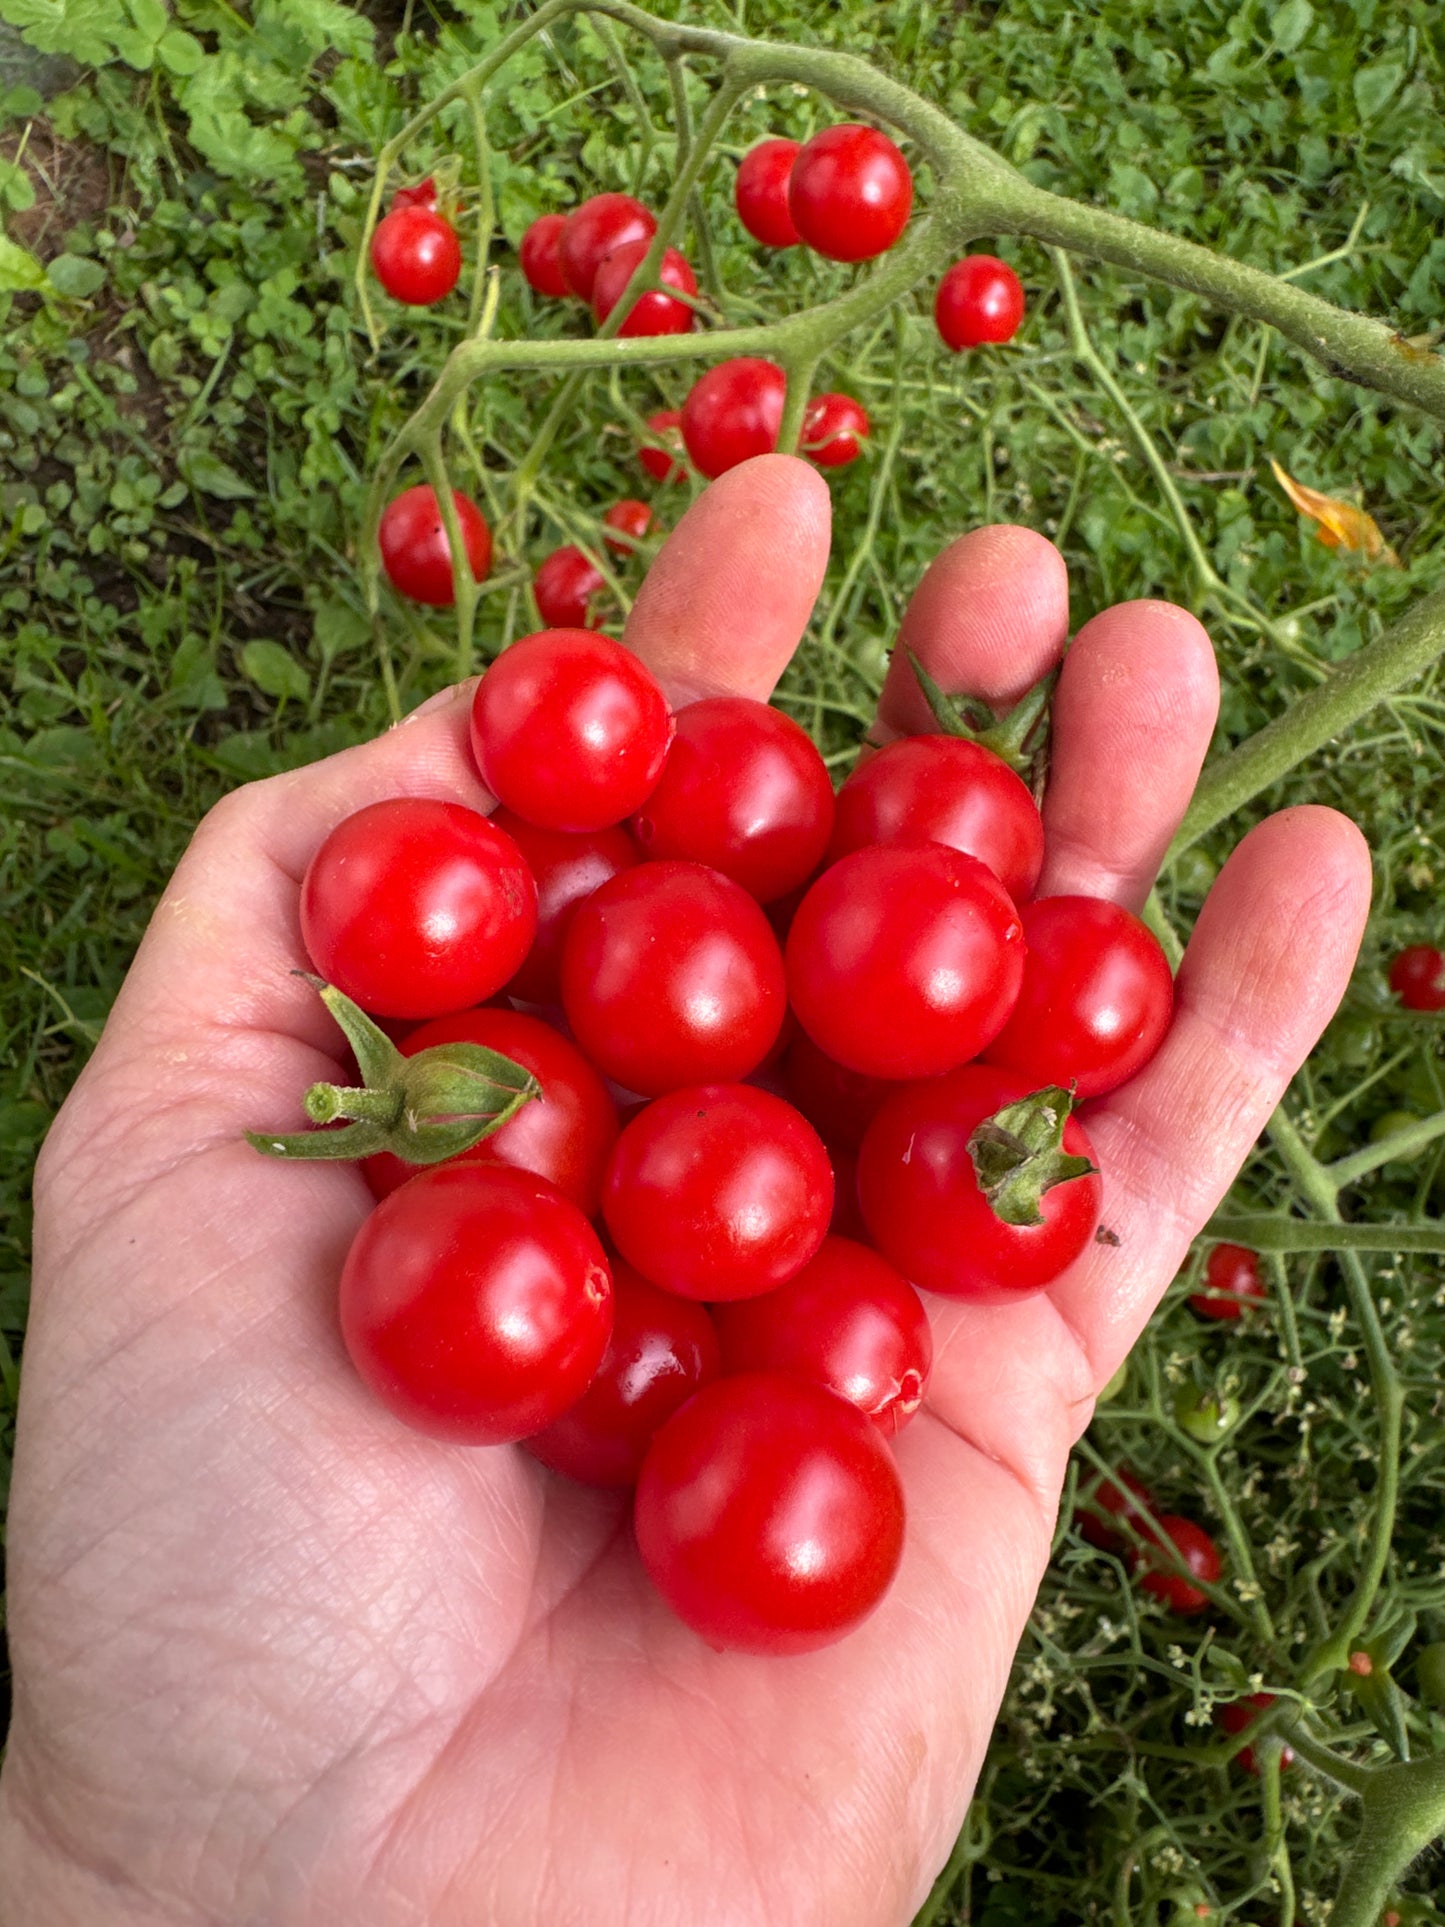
378, 486, 491, 606
602, 499, 653, 554
390, 176, 437, 213
558, 192, 656, 300
1389, 943, 1445, 1011
802, 392, 870, 468
1189, 1243, 1266, 1322
371, 204, 462, 305
592, 238, 697, 337
519, 212, 569, 297
681, 358, 787, 478
639, 407, 687, 483
935, 255, 1026, 349
788, 123, 913, 262
1077, 1466, 1154, 1553
735, 138, 802, 247
1218, 1693, 1294, 1775
533, 546, 605, 630
1134, 1514, 1222, 1614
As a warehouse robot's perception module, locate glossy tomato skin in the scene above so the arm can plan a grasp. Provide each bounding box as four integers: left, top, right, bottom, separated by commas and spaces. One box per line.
787, 124, 913, 262
602, 499, 653, 554
361, 1006, 618, 1214
1189, 1243, 1266, 1322
603, 1083, 833, 1299
1134, 1514, 1221, 1614
371, 205, 462, 304
630, 696, 835, 903
781, 1029, 894, 1153
712, 1236, 930, 1435
857, 1064, 1102, 1298
592, 238, 697, 337
786, 842, 1025, 1079
682, 358, 787, 478
533, 547, 605, 631
935, 255, 1026, 349
470, 629, 672, 834
494, 810, 639, 1005
301, 798, 536, 1019
390, 177, 436, 213
830, 734, 1044, 904
562, 862, 786, 1096
1077, 1466, 1153, 1552
559, 193, 656, 300
379, 486, 491, 606
340, 1164, 612, 1445
1389, 943, 1445, 1011
523, 1261, 720, 1486
802, 393, 869, 468
519, 213, 569, 297
982, 895, 1174, 1098
639, 408, 687, 483
735, 139, 802, 247
635, 1373, 905, 1655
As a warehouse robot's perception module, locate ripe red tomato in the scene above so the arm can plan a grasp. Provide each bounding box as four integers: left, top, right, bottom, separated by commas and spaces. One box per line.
361, 1006, 618, 1215
523, 1261, 719, 1486
603, 1083, 832, 1299
519, 212, 569, 296
681, 358, 786, 478
1218, 1694, 1293, 1774
533, 546, 605, 630
802, 392, 869, 467
561, 863, 786, 1095
390, 176, 436, 212
629, 696, 835, 903
712, 1236, 930, 1435
982, 896, 1174, 1098
470, 628, 672, 833
787, 123, 913, 262
602, 498, 653, 553
1133, 1514, 1221, 1614
301, 798, 536, 1019
857, 1065, 1102, 1298
935, 255, 1026, 349
558, 192, 656, 299
781, 1029, 894, 1153
639, 407, 687, 483
339, 1164, 612, 1444
1189, 1243, 1266, 1322
1077, 1466, 1154, 1552
378, 486, 491, 607
370, 204, 462, 304
1389, 943, 1445, 1011
591, 238, 697, 336
785, 842, 1025, 1079
735, 138, 802, 247
492, 809, 639, 1005
635, 1372, 905, 1655
830, 733, 1045, 904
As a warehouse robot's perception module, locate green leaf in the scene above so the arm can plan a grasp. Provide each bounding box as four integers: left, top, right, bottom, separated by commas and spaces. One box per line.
1269, 0, 1313, 51
0, 0, 124, 66
0, 230, 46, 291
311, 593, 369, 663
178, 446, 255, 500
156, 27, 202, 76
239, 639, 310, 703
124, 0, 166, 39
45, 251, 105, 297
1353, 62, 1404, 122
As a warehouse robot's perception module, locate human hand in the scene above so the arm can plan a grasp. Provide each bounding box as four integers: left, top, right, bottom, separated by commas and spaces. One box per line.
0, 457, 1370, 1926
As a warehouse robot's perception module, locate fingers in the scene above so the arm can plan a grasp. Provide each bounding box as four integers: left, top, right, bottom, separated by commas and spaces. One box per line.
1037, 601, 1220, 909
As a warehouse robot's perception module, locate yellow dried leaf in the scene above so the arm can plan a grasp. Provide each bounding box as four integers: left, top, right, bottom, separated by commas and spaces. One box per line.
1270, 459, 1399, 566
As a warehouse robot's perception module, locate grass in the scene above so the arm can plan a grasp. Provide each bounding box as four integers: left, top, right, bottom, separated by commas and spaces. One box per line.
1, 0, 1444, 1919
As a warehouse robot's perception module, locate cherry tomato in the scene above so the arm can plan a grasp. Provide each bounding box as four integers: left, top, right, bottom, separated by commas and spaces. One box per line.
935, 255, 1026, 349
362, 1006, 618, 1215
301, 798, 536, 1019
1218, 1693, 1293, 1775
712, 1236, 930, 1435
562, 863, 786, 1095
828, 1146, 868, 1240
524, 1261, 719, 1487
1389, 943, 1445, 1011
1189, 1243, 1266, 1322
681, 358, 787, 478
735, 138, 802, 247
602, 499, 653, 554
629, 696, 835, 903
830, 733, 1045, 904
635, 1372, 905, 1655
1077, 1466, 1154, 1553
470, 628, 672, 834
787, 123, 913, 262
983, 896, 1174, 1098
339, 1164, 612, 1445
603, 1083, 832, 1299
370, 204, 462, 304
639, 407, 687, 483
533, 546, 605, 630
390, 176, 436, 212
493, 810, 640, 1005
786, 842, 1025, 1079
1133, 1514, 1222, 1614
802, 392, 869, 468
558, 193, 656, 300
781, 1029, 894, 1153
857, 1065, 1102, 1298
519, 212, 569, 297
592, 238, 697, 337
378, 486, 491, 607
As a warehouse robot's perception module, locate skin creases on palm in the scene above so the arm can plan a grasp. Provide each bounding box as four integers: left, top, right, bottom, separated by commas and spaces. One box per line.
0, 459, 1370, 1927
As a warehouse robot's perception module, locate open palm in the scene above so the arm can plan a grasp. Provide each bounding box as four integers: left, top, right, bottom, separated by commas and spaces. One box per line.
0, 457, 1370, 1927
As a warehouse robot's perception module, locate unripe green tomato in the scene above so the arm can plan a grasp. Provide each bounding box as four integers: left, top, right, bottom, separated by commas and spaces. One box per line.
1330, 1012, 1383, 1068
1370, 1109, 1422, 1147
1418, 1641, 1445, 1710
1173, 1383, 1240, 1444
1171, 848, 1218, 900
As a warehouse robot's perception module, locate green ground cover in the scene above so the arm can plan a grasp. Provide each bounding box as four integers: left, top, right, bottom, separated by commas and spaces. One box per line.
0, 0, 1443, 1919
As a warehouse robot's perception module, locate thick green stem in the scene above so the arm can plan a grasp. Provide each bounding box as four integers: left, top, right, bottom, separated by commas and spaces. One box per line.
1328, 1757, 1445, 1927
1201, 1214, 1445, 1256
